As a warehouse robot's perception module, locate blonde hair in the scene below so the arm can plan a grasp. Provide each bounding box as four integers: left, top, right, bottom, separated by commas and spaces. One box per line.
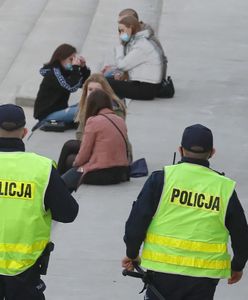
118, 15, 141, 35
119, 8, 139, 20
75, 73, 126, 123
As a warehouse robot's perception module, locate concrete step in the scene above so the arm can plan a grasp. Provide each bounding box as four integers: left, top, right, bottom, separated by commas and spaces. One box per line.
0, 0, 48, 87
14, 1, 248, 299
66, 0, 163, 107
15, 0, 163, 108
0, 0, 10, 8
69, 0, 164, 106
80, 0, 163, 72
0, 0, 99, 105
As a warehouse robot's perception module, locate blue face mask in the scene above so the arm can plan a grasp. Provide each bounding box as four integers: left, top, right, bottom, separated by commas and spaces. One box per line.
64, 63, 73, 71
120, 32, 130, 43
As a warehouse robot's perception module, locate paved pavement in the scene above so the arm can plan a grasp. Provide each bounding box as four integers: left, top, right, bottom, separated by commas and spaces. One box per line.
2, 0, 248, 299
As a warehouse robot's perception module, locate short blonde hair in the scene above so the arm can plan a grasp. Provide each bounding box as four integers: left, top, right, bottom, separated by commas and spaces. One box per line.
0, 127, 24, 138
75, 73, 126, 124
182, 148, 212, 160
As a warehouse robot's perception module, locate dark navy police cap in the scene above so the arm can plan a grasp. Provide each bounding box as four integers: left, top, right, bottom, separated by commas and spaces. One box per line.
0, 104, 26, 131
181, 124, 213, 153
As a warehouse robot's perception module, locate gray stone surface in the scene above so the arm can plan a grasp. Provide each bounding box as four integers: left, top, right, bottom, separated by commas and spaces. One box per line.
2, 0, 248, 299
80, 0, 163, 72
0, 0, 48, 97
18, 0, 163, 106
0, 0, 99, 104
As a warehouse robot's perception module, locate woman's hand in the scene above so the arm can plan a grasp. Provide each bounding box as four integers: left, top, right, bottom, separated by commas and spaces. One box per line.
78, 56, 86, 67
101, 65, 112, 74
72, 55, 85, 67
114, 71, 122, 80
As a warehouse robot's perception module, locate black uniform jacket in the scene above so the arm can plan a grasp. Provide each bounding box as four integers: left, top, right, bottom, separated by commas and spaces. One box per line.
124, 157, 248, 272
0, 137, 78, 222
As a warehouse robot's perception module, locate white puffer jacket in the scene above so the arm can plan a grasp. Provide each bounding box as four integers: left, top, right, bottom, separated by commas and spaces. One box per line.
115, 29, 163, 84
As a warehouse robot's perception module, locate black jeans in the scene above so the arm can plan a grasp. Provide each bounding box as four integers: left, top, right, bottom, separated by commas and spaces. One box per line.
82, 166, 130, 185
145, 272, 219, 300
57, 139, 80, 175
107, 79, 161, 100
0, 265, 46, 300
62, 166, 130, 190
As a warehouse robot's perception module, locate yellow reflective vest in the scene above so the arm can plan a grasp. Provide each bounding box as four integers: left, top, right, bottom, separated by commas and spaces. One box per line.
141, 163, 236, 278
0, 152, 53, 275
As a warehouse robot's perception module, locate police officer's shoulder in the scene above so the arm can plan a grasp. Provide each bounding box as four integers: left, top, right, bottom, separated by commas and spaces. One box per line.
25, 152, 55, 165
24, 152, 49, 159
148, 169, 164, 185
211, 168, 225, 176
151, 169, 164, 177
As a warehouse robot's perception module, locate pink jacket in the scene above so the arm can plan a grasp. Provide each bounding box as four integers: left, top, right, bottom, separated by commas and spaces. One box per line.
74, 108, 129, 174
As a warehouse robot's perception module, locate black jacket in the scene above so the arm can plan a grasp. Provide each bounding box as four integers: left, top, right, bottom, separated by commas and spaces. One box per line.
124, 157, 248, 272
34, 63, 90, 120
0, 137, 78, 222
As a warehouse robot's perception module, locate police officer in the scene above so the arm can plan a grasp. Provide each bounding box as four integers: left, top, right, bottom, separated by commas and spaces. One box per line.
122, 124, 248, 300
0, 104, 79, 300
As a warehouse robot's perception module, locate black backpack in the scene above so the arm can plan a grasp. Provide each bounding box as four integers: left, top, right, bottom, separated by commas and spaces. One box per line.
156, 76, 175, 98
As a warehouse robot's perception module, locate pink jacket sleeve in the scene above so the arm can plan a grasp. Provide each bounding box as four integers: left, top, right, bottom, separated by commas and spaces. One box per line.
73, 118, 96, 167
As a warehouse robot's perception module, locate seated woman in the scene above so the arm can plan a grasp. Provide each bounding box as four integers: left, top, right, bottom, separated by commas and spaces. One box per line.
57, 73, 128, 175
104, 15, 164, 100
33, 43, 90, 126
116, 9, 174, 98
62, 89, 129, 189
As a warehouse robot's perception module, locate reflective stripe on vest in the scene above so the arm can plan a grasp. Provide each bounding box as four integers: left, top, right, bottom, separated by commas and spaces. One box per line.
0, 152, 52, 275
141, 163, 235, 279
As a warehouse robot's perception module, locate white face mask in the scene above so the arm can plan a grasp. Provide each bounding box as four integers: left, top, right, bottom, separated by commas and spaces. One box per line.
64, 63, 73, 71
120, 32, 130, 43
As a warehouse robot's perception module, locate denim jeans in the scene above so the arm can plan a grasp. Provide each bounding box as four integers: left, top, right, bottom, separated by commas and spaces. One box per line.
44, 104, 78, 123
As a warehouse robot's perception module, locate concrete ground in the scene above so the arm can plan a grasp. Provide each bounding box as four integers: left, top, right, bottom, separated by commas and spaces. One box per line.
2, 0, 248, 299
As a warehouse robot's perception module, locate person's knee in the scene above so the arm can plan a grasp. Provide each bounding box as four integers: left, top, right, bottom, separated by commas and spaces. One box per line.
65, 154, 76, 171
61, 140, 80, 155
63, 139, 77, 148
